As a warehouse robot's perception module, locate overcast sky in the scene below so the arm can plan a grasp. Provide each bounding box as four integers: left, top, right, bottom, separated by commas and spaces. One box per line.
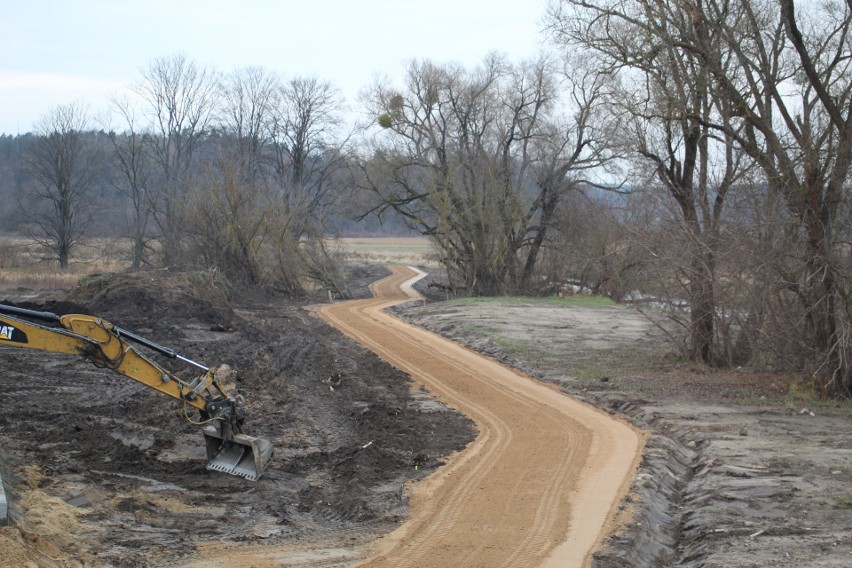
1, 0, 549, 135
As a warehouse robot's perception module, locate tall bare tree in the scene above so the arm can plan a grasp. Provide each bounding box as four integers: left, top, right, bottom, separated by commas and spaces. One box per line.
190, 66, 281, 284
195, 70, 349, 293
22, 101, 101, 268
519, 62, 616, 289
361, 55, 611, 295
706, 0, 852, 396
218, 66, 279, 180
548, 0, 852, 395
547, 1, 753, 364
271, 75, 347, 238
134, 53, 217, 268
185, 161, 271, 284
105, 96, 152, 269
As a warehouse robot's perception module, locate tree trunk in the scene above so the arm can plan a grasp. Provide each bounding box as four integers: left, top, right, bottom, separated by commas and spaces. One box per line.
132, 228, 145, 270
521, 191, 559, 290
162, 198, 183, 269
801, 204, 849, 397
688, 248, 716, 364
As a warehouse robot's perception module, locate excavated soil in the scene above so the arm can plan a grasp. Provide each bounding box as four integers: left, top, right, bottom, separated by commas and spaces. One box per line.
0, 266, 474, 567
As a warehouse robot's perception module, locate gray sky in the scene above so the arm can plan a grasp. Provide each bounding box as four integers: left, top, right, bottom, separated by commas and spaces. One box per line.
1, 0, 548, 134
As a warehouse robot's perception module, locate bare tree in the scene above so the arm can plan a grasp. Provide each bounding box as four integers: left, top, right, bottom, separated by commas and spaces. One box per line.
185, 161, 270, 284
548, 1, 754, 364
361, 55, 611, 295
194, 69, 349, 294
134, 53, 217, 268
105, 96, 152, 269
520, 62, 617, 290
218, 66, 279, 180
547, 188, 650, 300
255, 75, 351, 295
22, 101, 101, 268
704, 0, 852, 396
271, 75, 348, 238
191, 66, 280, 284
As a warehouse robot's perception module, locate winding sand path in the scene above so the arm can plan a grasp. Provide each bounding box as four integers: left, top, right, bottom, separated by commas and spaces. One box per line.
317, 266, 643, 568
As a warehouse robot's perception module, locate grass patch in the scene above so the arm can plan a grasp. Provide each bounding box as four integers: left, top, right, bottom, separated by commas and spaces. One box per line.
833, 494, 852, 508
774, 376, 852, 414
493, 336, 543, 359
489, 336, 612, 381
459, 323, 502, 335
724, 388, 776, 406
445, 295, 616, 309
571, 365, 609, 381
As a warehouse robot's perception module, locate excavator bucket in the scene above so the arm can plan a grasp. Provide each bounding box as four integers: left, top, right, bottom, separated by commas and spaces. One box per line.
203, 426, 273, 481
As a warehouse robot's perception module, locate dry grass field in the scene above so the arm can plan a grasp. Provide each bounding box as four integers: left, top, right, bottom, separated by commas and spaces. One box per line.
0, 236, 130, 293
0, 235, 437, 295
335, 236, 436, 266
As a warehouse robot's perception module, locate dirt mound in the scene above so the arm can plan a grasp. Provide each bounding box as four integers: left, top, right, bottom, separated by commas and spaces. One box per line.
67, 270, 235, 331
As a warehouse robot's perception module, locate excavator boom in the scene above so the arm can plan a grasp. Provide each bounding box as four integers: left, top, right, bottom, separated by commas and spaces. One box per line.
0, 303, 272, 480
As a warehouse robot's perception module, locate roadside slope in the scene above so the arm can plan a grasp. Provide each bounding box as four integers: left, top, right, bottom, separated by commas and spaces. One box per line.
317, 266, 643, 568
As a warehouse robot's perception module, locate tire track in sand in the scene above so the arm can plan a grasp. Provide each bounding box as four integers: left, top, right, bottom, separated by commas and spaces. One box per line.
317, 266, 643, 568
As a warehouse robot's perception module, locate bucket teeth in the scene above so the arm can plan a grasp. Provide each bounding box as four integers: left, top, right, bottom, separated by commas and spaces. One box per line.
203, 426, 273, 481
207, 443, 259, 480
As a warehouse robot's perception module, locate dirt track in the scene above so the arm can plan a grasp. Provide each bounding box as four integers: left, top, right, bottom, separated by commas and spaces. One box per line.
318, 266, 643, 567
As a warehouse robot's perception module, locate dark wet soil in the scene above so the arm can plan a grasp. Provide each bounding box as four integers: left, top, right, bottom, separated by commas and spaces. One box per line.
0, 266, 474, 567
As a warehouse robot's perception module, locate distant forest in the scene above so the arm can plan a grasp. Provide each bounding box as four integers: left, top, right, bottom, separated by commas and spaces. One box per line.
0, 132, 408, 238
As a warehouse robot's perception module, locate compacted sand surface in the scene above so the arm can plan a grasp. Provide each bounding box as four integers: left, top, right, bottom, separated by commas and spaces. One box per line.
319, 266, 643, 567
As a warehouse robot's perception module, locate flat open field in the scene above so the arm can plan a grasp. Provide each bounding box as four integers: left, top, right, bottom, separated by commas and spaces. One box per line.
335, 237, 435, 267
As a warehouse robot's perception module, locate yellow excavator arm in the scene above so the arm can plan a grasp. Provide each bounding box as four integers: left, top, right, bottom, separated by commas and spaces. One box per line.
0, 304, 272, 480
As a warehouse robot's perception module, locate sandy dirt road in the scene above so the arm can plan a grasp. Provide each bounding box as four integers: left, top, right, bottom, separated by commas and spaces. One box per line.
317, 266, 644, 568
